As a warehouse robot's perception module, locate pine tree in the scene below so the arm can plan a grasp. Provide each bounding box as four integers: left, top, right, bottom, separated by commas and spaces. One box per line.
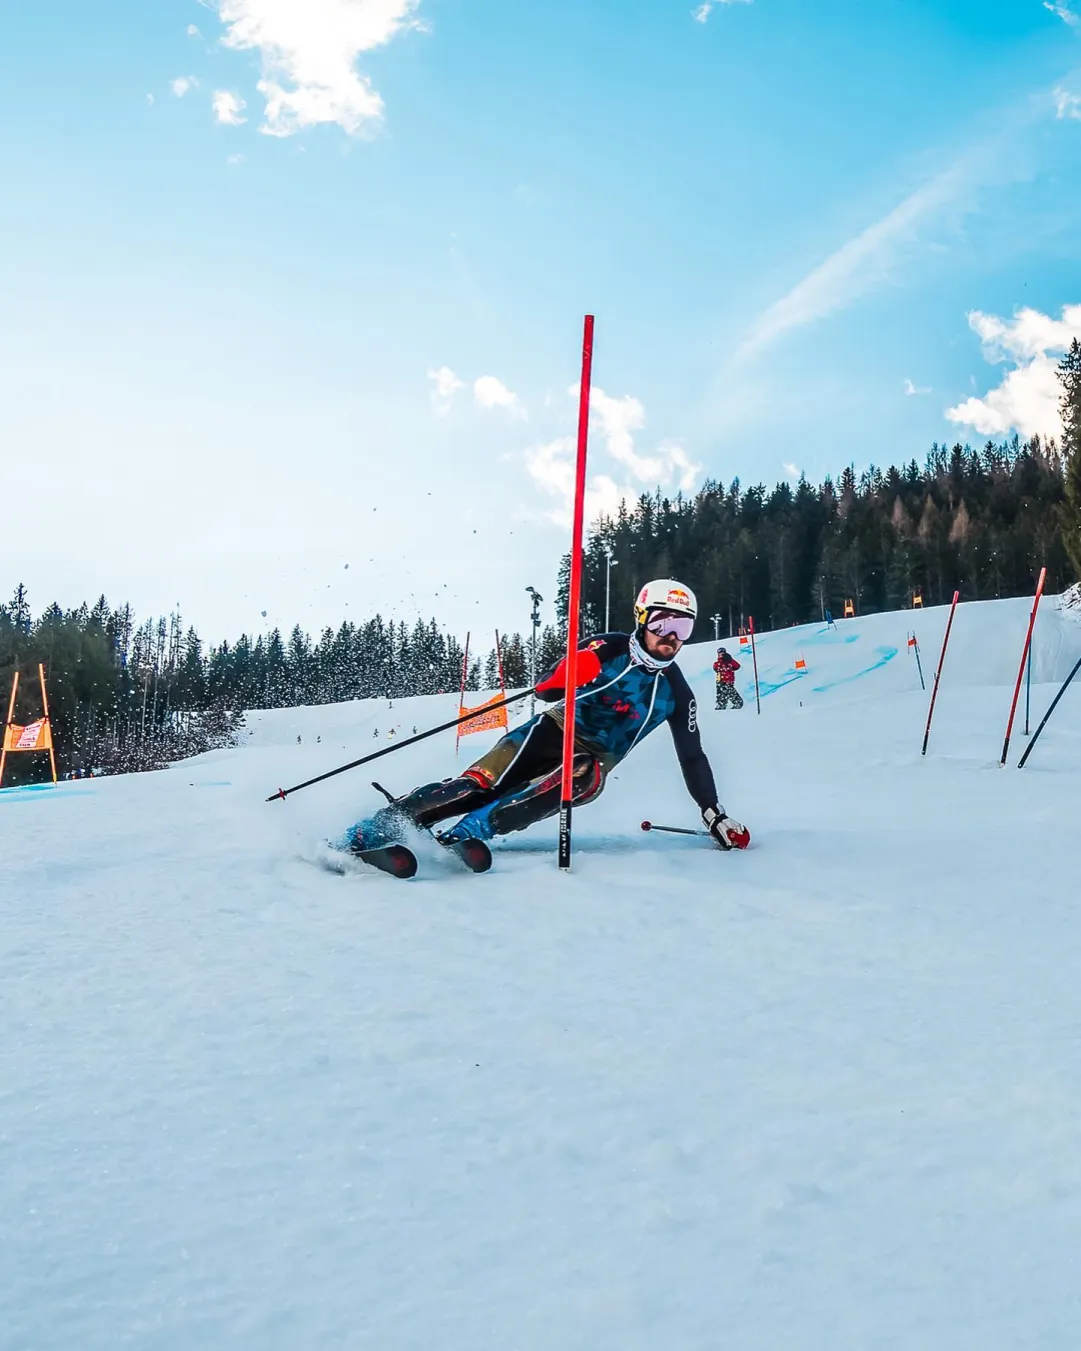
1059, 339, 1081, 581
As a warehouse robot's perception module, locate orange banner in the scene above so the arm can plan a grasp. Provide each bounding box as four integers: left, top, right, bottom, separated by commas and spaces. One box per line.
4, 719, 53, 752
457, 695, 509, 738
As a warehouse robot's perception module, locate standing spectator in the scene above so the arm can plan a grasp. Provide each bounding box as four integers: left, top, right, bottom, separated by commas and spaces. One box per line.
713, 647, 744, 711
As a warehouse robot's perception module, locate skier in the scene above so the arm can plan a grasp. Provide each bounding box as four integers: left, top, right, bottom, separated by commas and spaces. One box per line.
345, 579, 750, 855
713, 647, 744, 711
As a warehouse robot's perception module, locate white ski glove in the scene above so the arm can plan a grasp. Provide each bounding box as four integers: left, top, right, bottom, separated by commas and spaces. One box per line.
702, 805, 751, 851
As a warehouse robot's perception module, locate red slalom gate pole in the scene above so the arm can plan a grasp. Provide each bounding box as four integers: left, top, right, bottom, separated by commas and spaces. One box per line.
749, 616, 761, 715
921, 590, 959, 757
558, 315, 595, 873
1000, 566, 1047, 766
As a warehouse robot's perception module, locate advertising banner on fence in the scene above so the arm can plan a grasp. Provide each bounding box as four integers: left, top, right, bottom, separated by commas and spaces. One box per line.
456, 694, 509, 738
4, 719, 52, 752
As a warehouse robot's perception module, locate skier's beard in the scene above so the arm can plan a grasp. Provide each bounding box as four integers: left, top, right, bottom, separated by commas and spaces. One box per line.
629, 631, 675, 672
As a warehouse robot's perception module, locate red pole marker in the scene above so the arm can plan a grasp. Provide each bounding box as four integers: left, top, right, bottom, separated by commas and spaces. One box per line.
558, 315, 595, 872
921, 590, 959, 757
1001, 566, 1047, 766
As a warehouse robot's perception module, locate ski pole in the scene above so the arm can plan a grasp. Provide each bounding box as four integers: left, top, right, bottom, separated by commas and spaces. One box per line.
641, 820, 710, 838
1018, 653, 1081, 769
1001, 566, 1046, 766
266, 688, 533, 802
921, 590, 959, 757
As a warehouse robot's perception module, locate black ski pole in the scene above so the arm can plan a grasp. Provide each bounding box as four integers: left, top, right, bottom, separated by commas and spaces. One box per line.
641, 820, 710, 838
266, 689, 533, 802
1017, 654, 1081, 769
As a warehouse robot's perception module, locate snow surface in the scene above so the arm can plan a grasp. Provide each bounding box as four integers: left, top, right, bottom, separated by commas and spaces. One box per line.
5, 595, 1081, 1349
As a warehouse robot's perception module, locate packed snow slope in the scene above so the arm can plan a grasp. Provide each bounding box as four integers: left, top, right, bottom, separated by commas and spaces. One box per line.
5, 594, 1081, 1350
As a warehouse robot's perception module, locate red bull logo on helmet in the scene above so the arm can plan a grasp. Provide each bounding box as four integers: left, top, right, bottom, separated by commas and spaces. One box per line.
666, 588, 691, 610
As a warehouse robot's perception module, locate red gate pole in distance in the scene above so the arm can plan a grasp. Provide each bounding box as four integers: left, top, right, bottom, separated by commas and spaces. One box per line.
749, 616, 761, 716
1000, 566, 1046, 766
558, 314, 595, 873
921, 590, 959, 757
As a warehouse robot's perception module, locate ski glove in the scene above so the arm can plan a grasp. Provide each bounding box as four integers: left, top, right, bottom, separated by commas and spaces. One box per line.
535, 648, 603, 696
703, 805, 751, 851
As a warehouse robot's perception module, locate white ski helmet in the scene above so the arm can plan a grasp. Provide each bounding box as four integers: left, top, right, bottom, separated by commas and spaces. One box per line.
633, 579, 698, 629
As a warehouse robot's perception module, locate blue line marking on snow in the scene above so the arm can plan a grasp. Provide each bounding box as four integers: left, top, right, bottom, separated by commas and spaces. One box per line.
752, 668, 809, 698
811, 645, 898, 693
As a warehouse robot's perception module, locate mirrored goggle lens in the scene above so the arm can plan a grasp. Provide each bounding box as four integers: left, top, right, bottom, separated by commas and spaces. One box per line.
646, 613, 694, 641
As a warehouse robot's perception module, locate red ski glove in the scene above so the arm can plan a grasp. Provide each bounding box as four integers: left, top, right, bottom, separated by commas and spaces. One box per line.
535, 648, 602, 696
702, 806, 751, 851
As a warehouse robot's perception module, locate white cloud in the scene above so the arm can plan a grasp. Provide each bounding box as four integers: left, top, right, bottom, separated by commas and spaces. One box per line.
524, 387, 701, 525
1054, 87, 1081, 120
213, 90, 248, 125
945, 305, 1081, 439
172, 76, 198, 97
693, 0, 752, 21
227, 154, 245, 165
783, 462, 800, 478
188, 23, 203, 38
588, 387, 699, 490
904, 378, 931, 396
1045, 2, 1080, 28
209, 0, 424, 138
427, 365, 464, 414
146, 93, 155, 106
473, 375, 524, 416
523, 437, 636, 528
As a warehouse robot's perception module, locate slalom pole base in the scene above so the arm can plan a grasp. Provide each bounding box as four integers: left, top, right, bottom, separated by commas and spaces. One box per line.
558, 799, 572, 871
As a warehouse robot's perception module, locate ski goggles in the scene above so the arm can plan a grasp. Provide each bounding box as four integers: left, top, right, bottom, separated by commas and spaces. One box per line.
645, 611, 694, 641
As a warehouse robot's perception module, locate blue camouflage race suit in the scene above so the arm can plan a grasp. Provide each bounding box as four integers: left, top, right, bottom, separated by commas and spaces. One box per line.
345, 633, 720, 849
437, 632, 719, 842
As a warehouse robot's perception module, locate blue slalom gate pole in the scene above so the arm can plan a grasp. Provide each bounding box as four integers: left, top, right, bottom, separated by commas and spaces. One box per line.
1018, 654, 1081, 769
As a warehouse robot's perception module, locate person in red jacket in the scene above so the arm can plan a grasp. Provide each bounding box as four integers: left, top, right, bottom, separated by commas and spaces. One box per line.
713, 647, 744, 711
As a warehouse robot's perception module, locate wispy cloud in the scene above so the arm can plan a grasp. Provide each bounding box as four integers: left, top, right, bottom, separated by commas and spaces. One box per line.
525, 387, 701, 525
1045, 2, 1080, 29
945, 305, 1081, 439
427, 365, 465, 415
1055, 86, 1081, 119
904, 378, 931, 396
213, 90, 248, 125
187, 23, 203, 38
693, 0, 752, 22
427, 367, 524, 417
736, 158, 974, 360
209, 0, 425, 138
171, 76, 198, 98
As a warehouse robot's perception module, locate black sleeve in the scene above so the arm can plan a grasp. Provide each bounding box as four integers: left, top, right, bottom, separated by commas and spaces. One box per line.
535, 633, 629, 704
664, 665, 719, 811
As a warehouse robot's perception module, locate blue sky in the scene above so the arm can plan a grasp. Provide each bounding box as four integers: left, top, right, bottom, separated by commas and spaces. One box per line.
2, 0, 1080, 642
